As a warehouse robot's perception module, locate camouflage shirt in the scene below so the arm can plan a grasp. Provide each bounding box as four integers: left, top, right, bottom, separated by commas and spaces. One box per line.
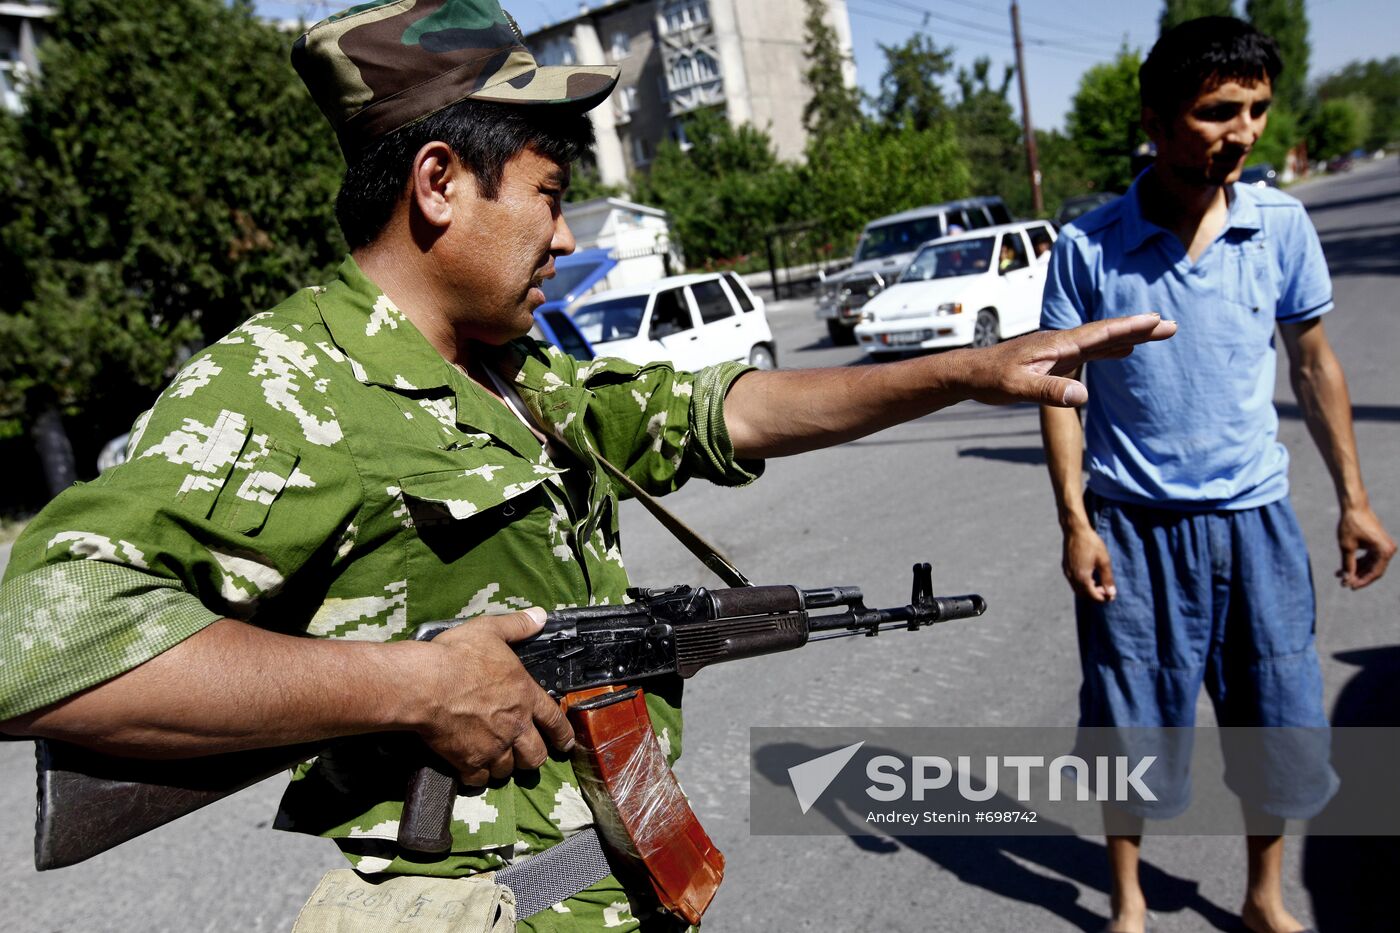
0, 257, 759, 884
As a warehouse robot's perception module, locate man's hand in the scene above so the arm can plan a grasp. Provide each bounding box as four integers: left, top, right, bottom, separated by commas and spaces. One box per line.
725, 312, 1176, 459
416, 607, 574, 785
1064, 523, 1118, 603
1337, 506, 1396, 589
960, 314, 1177, 407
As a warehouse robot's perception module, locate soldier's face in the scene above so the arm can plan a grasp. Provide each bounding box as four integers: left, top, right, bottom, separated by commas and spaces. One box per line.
449, 147, 576, 343
1145, 76, 1272, 188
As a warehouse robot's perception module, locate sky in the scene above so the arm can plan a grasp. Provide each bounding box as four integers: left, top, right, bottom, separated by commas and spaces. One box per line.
257, 0, 1399, 131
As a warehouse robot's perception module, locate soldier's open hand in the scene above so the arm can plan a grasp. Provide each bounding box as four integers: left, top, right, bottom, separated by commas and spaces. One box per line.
961, 313, 1177, 407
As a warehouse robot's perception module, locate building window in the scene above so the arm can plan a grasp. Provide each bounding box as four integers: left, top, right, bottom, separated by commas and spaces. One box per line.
609, 31, 630, 61
614, 85, 639, 123
694, 51, 718, 81
535, 35, 576, 67
669, 54, 695, 89
660, 1, 709, 35
671, 121, 693, 152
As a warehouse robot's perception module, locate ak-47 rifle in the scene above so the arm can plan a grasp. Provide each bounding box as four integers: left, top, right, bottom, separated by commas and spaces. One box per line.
34, 564, 984, 923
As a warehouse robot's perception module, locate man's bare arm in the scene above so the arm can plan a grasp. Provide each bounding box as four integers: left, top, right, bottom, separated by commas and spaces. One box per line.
1040, 383, 1116, 603
724, 314, 1175, 458
1280, 318, 1395, 588
0, 611, 573, 786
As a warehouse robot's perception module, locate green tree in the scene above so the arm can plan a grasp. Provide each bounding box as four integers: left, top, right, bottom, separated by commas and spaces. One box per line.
0, 0, 345, 499
876, 34, 954, 132
1066, 48, 1147, 192
1308, 96, 1371, 160
1246, 104, 1300, 170
800, 0, 863, 140
801, 122, 971, 249
633, 109, 802, 267
564, 159, 626, 204
1160, 0, 1236, 32
1317, 57, 1400, 149
952, 58, 1023, 209
1035, 129, 1098, 213
1245, 0, 1309, 113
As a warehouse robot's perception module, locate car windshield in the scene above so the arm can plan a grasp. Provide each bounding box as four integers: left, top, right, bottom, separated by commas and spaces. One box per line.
572, 296, 649, 343
900, 237, 996, 282
540, 259, 607, 303
854, 216, 945, 262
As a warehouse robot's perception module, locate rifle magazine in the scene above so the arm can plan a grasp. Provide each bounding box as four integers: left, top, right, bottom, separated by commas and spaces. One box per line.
565, 687, 724, 927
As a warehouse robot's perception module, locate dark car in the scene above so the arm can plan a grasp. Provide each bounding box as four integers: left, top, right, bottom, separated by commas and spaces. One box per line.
1240, 163, 1279, 187
1053, 192, 1119, 228
1326, 154, 1354, 174
532, 307, 594, 361
529, 247, 618, 361
537, 247, 617, 314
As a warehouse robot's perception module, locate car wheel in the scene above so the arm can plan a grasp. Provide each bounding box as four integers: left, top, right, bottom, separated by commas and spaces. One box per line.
972, 309, 1000, 349
748, 344, 777, 370
826, 319, 856, 345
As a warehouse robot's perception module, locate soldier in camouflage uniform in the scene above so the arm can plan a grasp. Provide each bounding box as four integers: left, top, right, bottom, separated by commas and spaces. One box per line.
0, 2, 1175, 929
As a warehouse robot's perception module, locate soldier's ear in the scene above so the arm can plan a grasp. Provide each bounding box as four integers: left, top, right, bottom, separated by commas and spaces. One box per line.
409, 140, 471, 229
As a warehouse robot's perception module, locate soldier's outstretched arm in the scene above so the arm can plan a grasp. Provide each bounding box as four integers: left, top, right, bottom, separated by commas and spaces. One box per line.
0, 609, 573, 786
723, 313, 1176, 459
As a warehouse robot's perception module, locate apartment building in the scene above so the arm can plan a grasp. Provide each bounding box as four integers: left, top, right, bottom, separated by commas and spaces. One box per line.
0, 2, 50, 113
526, 0, 856, 185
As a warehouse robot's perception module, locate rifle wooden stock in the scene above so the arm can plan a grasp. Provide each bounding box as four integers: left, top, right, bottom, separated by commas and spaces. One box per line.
33, 738, 320, 871
566, 686, 724, 927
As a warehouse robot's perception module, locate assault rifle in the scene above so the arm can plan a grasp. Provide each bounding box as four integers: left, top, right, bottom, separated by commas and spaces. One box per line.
35, 564, 983, 919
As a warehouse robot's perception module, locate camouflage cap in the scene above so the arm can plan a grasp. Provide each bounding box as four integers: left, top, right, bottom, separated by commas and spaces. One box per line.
292, 0, 619, 156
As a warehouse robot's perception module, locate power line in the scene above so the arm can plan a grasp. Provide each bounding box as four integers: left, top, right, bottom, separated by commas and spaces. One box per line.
919, 0, 1130, 46
865, 0, 1125, 55
847, 2, 1108, 65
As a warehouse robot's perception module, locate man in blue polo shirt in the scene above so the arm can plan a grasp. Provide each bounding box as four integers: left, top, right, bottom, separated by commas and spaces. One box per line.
1039, 17, 1394, 933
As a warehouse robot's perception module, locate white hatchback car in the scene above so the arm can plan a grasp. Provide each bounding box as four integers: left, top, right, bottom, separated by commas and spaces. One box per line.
571, 271, 777, 371
854, 222, 1057, 357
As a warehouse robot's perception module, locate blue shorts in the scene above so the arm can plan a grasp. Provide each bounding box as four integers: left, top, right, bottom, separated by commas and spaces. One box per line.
1075, 493, 1338, 819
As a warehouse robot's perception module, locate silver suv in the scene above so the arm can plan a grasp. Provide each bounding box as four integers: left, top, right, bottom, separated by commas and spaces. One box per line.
817, 196, 1012, 344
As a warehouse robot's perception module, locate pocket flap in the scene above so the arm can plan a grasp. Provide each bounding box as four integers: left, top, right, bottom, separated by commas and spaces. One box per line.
399, 455, 566, 521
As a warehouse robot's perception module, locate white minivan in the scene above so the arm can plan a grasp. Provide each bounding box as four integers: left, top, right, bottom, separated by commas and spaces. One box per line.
854, 222, 1057, 358
571, 271, 777, 371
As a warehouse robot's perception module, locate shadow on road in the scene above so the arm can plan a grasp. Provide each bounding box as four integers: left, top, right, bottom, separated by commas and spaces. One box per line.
1303, 645, 1400, 933
956, 445, 1048, 466
754, 742, 1239, 932
1303, 187, 1400, 215
1318, 230, 1400, 278
1276, 402, 1400, 423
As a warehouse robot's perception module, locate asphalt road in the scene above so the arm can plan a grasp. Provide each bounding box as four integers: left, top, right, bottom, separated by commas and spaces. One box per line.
2, 156, 1396, 932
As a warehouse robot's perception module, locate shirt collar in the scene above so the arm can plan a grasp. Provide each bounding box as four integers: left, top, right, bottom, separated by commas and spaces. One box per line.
1121, 172, 1263, 253
315, 256, 454, 393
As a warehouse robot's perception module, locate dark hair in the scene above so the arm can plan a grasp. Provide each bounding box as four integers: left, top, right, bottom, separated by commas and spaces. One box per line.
1139, 16, 1283, 117
335, 100, 595, 249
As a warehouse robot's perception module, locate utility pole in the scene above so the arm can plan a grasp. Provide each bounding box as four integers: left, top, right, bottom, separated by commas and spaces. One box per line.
1010, 2, 1044, 214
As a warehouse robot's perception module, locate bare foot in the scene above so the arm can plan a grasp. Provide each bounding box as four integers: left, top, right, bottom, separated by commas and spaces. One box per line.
1107, 889, 1148, 933
1241, 896, 1306, 933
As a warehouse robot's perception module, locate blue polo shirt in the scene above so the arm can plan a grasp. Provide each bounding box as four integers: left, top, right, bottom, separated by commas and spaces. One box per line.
1041, 175, 1333, 510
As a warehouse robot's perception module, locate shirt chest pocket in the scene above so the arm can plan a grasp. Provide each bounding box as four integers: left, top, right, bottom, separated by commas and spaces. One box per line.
396, 452, 576, 622
1224, 237, 1280, 313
